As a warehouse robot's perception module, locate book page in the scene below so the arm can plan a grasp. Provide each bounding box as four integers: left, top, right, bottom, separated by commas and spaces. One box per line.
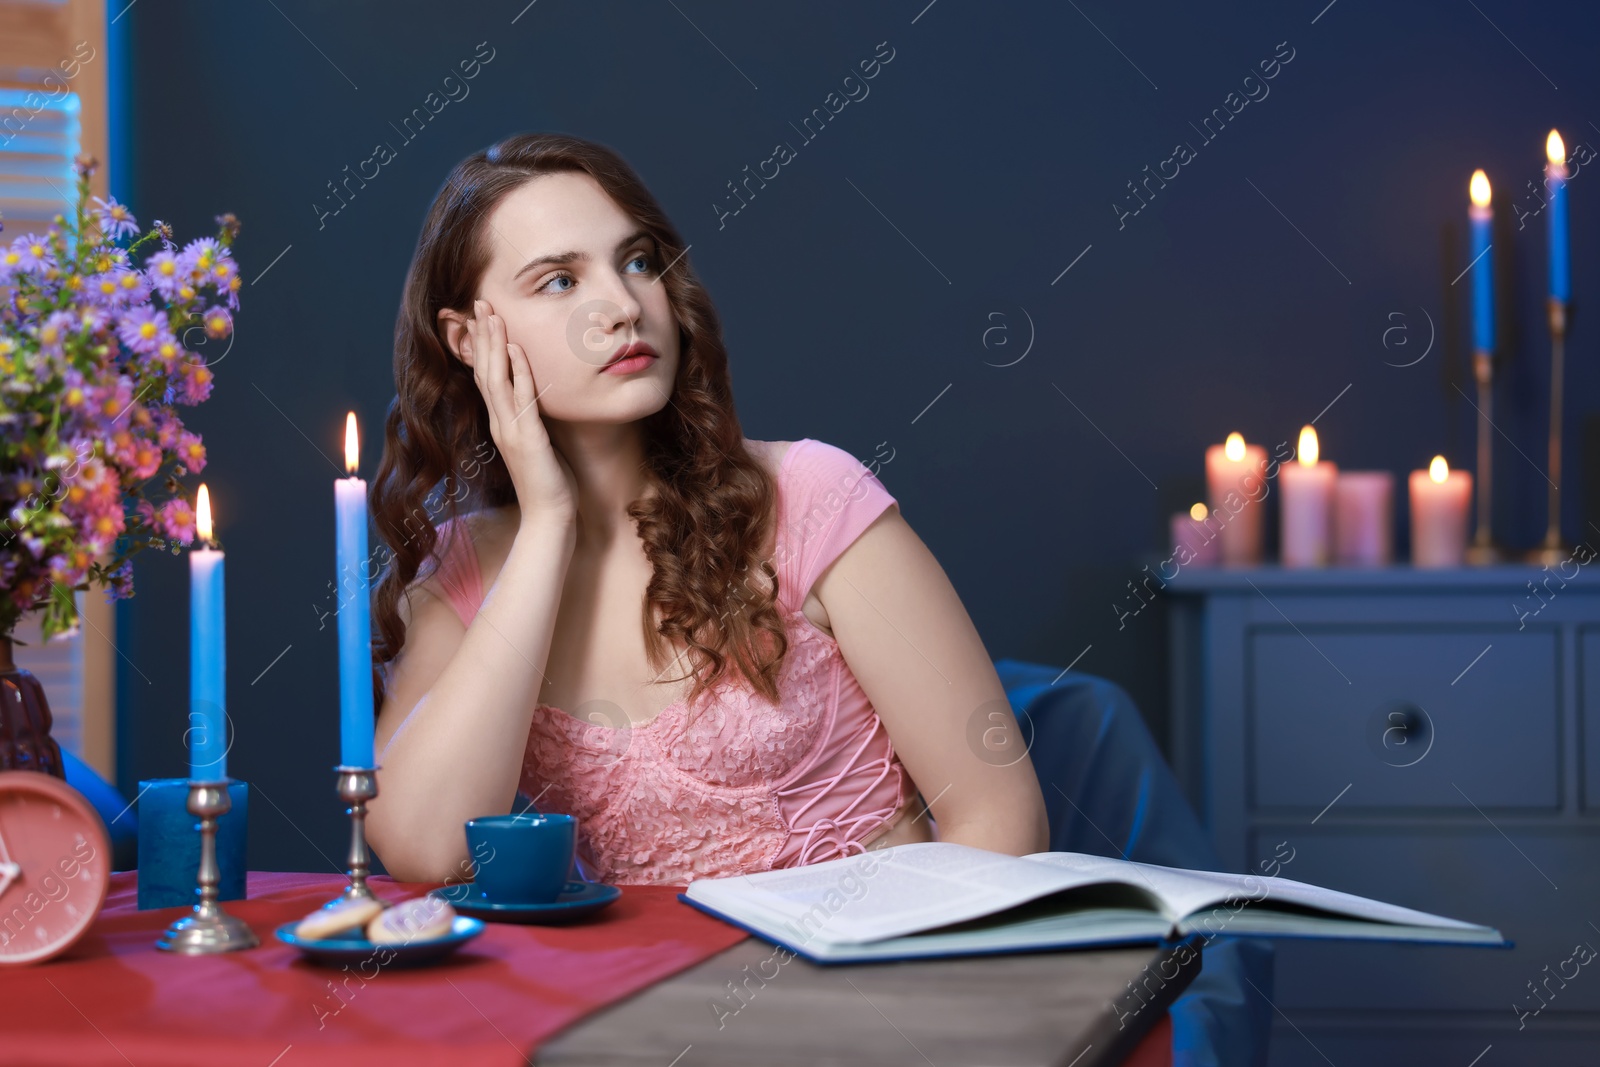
687, 842, 1164, 945
1024, 852, 1490, 931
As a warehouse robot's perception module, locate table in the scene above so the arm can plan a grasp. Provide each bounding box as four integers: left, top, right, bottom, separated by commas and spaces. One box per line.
0, 871, 1188, 1066
537, 934, 1191, 1066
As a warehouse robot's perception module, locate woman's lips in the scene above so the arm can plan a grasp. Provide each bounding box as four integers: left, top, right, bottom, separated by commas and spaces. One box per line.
602, 341, 659, 374
602, 352, 657, 374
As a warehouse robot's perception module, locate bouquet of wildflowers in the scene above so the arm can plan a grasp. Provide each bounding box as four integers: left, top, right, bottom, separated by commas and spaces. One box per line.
0, 153, 240, 642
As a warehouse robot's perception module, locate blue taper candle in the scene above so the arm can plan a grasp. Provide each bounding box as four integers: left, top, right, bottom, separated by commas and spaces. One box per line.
1547, 130, 1570, 302
335, 412, 376, 768
1469, 170, 1494, 353
189, 484, 226, 780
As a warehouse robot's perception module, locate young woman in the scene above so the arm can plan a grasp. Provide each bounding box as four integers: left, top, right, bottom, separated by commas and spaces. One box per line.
364, 133, 1048, 885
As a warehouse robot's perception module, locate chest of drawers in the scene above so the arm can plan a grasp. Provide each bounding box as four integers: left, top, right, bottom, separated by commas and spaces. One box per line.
1166, 565, 1600, 1065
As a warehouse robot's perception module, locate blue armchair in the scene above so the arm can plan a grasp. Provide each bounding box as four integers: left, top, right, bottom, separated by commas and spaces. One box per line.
59, 748, 140, 872
995, 658, 1275, 1067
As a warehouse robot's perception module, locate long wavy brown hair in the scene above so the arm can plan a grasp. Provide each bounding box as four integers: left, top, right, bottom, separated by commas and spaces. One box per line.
369, 132, 787, 716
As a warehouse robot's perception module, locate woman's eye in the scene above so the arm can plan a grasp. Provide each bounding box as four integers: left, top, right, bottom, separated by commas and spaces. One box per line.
540, 273, 575, 294
625, 254, 651, 274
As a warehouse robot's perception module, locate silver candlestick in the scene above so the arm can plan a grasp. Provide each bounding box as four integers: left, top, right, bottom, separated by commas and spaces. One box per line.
1465, 347, 1501, 564
155, 779, 259, 954
1531, 297, 1571, 566
325, 765, 381, 907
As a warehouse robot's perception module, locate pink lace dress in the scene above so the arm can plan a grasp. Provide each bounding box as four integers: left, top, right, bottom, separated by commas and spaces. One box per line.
422, 438, 922, 885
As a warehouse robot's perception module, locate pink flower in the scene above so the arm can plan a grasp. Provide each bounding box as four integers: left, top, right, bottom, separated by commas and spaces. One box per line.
176, 430, 206, 473
156, 497, 196, 544
174, 360, 213, 405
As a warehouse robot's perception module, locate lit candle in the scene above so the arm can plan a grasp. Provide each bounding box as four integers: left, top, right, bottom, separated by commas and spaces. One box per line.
190, 484, 226, 781
1170, 502, 1220, 566
1469, 169, 1494, 352
1280, 425, 1337, 567
1409, 455, 1473, 568
1547, 130, 1569, 303
1206, 432, 1267, 566
1334, 471, 1395, 566
335, 412, 375, 768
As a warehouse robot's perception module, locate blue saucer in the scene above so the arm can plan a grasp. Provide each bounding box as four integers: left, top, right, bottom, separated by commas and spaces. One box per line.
428, 879, 622, 924
274, 915, 485, 967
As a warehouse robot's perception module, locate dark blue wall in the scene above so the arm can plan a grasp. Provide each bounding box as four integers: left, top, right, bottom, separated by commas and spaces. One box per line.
112, 1, 1600, 871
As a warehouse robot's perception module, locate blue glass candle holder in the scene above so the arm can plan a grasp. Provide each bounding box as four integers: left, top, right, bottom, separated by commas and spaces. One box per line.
137, 777, 248, 910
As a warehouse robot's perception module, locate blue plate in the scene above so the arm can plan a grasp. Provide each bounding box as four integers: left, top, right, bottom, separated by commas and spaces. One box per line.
274, 914, 485, 967
429, 879, 622, 924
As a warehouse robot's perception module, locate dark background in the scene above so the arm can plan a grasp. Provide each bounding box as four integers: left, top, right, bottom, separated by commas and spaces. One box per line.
108, 1, 1600, 872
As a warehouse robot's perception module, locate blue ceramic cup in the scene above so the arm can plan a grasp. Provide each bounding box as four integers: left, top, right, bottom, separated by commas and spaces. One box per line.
464, 813, 579, 904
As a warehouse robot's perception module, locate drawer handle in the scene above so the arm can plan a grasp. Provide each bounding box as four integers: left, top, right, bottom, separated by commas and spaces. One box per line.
1375, 702, 1433, 767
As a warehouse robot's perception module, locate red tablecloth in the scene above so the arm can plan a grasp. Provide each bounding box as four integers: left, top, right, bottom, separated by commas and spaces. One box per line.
0, 871, 748, 1066
0, 871, 1174, 1067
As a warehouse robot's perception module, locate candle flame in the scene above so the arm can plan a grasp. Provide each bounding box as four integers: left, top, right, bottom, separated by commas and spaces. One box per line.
1470, 169, 1491, 208
344, 411, 359, 474
196, 483, 213, 542
1190, 502, 1208, 521
1547, 129, 1566, 166
1429, 455, 1449, 483
1224, 432, 1246, 462
1297, 424, 1320, 467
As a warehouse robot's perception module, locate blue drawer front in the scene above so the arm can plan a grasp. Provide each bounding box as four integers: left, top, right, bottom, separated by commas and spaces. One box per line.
1249, 628, 1559, 810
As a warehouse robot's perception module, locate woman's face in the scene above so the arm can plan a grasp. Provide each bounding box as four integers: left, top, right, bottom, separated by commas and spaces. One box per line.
440, 170, 681, 424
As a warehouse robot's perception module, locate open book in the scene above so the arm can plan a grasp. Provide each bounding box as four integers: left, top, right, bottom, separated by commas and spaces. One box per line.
678, 842, 1509, 964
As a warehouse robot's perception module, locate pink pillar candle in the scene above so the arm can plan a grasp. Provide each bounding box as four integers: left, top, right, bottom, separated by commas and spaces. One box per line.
1409, 457, 1473, 567
1206, 433, 1268, 566
1170, 505, 1220, 566
1334, 471, 1395, 566
1279, 427, 1336, 567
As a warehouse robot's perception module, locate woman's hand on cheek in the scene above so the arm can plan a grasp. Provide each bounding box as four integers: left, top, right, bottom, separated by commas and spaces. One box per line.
466, 299, 579, 526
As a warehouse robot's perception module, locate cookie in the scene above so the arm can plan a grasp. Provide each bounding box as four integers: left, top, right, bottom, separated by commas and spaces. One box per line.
294, 897, 384, 941
366, 896, 456, 944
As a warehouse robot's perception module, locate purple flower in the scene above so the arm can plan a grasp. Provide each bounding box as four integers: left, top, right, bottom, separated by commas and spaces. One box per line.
144, 249, 186, 300
34, 310, 78, 358
8, 234, 54, 275
181, 238, 222, 271
85, 268, 150, 307
116, 306, 167, 354
180, 237, 222, 283
59, 369, 91, 414
74, 303, 111, 336
201, 306, 232, 339
104, 559, 135, 602
91, 195, 139, 241
0, 243, 26, 286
